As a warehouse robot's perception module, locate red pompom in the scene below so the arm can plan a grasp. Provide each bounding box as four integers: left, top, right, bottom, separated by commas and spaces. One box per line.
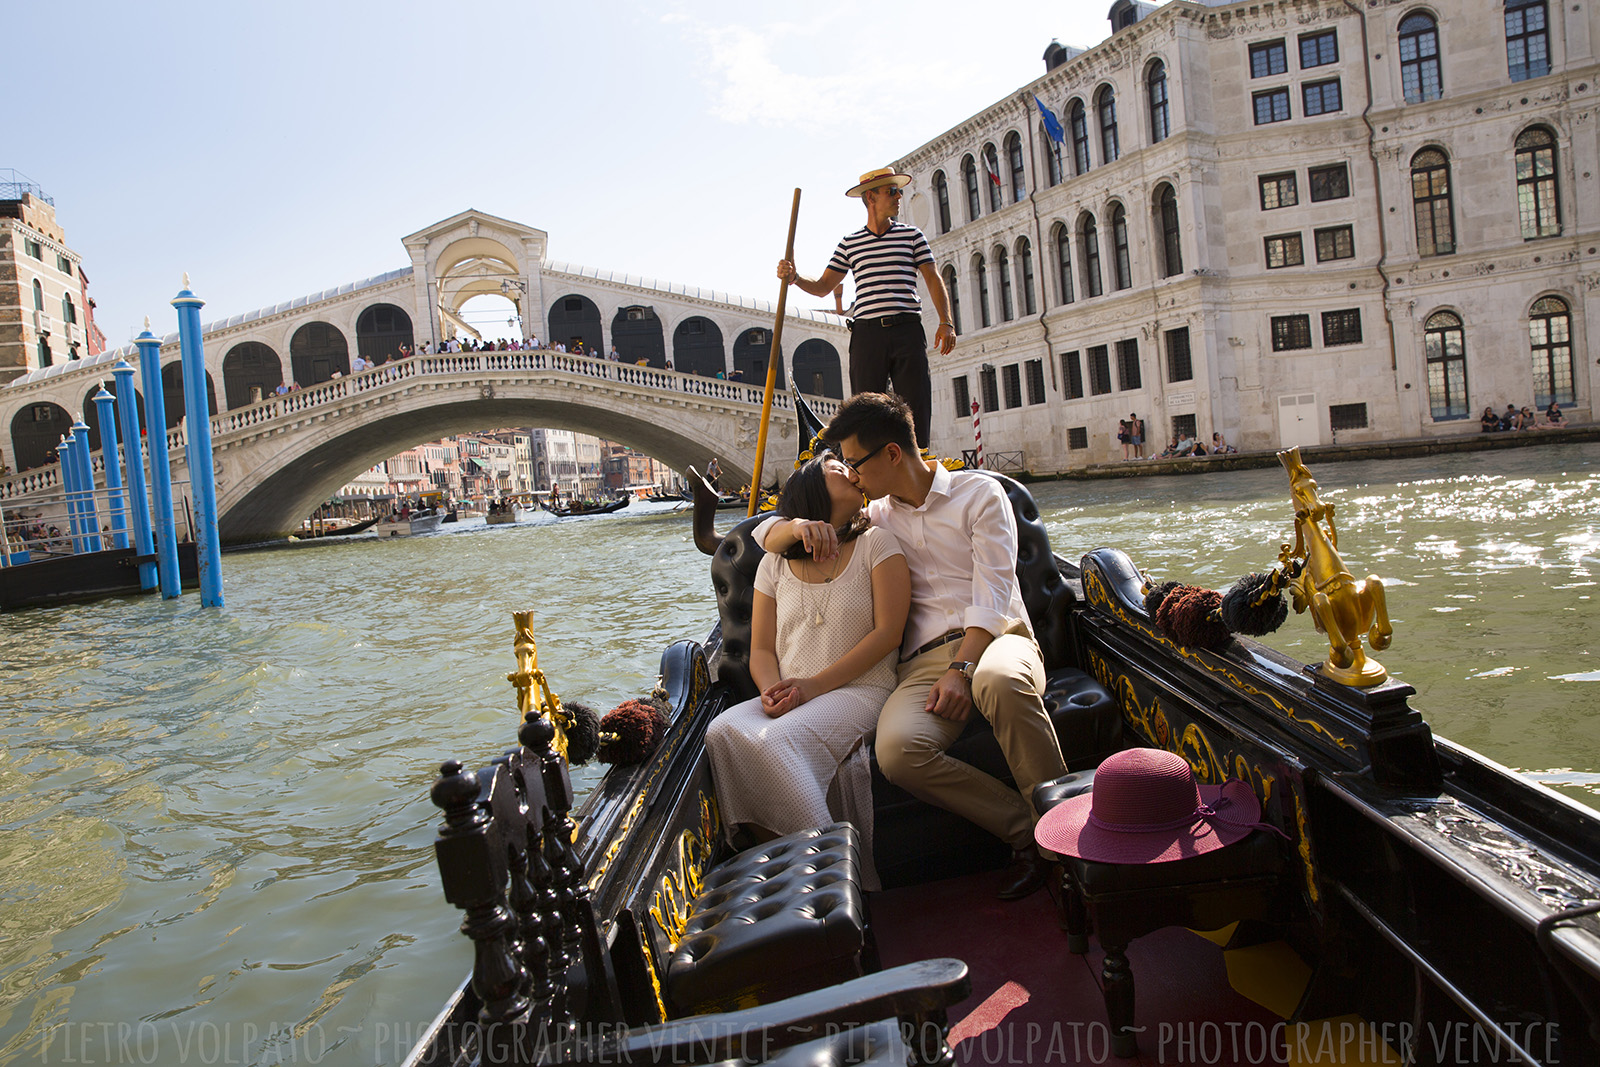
1154, 584, 1231, 653
597, 699, 668, 764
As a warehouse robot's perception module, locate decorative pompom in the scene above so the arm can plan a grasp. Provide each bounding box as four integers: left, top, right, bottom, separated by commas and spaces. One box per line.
597, 699, 668, 765
1155, 584, 1232, 653
1220, 571, 1290, 636
560, 700, 601, 766
1143, 580, 1183, 619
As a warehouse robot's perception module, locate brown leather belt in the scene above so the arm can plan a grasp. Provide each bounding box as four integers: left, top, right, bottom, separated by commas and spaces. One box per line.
902, 629, 964, 663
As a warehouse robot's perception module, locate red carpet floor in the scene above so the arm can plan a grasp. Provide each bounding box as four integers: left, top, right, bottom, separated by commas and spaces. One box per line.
871, 871, 1285, 1066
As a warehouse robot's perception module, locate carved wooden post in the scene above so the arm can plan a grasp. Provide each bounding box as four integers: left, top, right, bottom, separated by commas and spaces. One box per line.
430, 760, 530, 1065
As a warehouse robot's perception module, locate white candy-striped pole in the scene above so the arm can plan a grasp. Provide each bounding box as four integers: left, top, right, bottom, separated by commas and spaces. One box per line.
970, 398, 984, 469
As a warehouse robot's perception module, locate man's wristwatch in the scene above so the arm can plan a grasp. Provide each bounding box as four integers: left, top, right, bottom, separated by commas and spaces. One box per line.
947, 660, 976, 682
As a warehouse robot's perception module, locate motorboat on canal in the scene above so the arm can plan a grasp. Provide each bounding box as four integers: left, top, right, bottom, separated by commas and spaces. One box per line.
377, 492, 448, 537
407, 397, 1600, 1067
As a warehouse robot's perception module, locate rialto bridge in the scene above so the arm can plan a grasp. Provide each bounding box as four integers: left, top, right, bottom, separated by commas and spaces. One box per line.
0, 351, 840, 542
0, 208, 852, 539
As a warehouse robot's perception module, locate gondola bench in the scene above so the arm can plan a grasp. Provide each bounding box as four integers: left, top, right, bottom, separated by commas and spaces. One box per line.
666, 823, 872, 1015
710, 470, 1121, 887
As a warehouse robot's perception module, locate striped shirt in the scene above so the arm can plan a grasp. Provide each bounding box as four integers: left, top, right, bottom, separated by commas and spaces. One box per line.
827, 222, 934, 320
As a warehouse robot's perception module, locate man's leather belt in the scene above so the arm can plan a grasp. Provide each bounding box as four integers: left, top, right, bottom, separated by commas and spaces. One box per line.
848, 312, 921, 330
902, 629, 964, 663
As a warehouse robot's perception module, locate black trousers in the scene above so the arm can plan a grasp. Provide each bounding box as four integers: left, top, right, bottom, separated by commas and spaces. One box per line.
848, 319, 931, 448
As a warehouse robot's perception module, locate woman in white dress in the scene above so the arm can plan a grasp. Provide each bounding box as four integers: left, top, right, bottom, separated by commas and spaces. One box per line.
706, 454, 909, 878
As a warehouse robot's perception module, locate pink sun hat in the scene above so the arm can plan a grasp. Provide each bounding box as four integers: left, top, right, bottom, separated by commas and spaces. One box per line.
1035, 748, 1274, 864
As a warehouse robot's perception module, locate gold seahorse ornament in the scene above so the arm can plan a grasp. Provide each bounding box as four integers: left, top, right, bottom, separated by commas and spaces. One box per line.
1277, 448, 1393, 687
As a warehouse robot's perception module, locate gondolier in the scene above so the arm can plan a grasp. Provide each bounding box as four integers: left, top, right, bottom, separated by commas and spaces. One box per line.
777, 167, 956, 450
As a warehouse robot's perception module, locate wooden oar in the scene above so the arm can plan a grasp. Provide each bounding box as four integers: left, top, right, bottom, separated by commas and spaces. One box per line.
748, 189, 802, 517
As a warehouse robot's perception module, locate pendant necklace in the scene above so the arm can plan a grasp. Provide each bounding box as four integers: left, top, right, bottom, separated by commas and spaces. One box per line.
801, 548, 845, 627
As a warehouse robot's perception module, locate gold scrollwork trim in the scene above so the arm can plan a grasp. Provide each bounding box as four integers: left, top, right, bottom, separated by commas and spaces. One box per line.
1082, 569, 1355, 753
637, 928, 669, 1023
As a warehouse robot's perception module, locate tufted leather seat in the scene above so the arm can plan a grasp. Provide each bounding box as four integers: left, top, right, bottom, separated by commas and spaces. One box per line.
667, 824, 868, 1015
707, 473, 1121, 888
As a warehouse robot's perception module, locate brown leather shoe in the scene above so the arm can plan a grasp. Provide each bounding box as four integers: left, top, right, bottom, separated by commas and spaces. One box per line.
998, 848, 1049, 900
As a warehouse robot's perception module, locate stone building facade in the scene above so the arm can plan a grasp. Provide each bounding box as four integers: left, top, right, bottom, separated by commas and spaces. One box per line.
896, 0, 1599, 467
0, 180, 106, 384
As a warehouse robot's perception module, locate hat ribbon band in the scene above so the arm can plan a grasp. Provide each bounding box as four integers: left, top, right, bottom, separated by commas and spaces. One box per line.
1086, 796, 1290, 841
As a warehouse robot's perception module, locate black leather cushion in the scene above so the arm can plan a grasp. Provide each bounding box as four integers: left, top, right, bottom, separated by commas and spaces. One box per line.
1030, 768, 1098, 817
710, 514, 770, 701
668, 825, 865, 1014
707, 1019, 907, 1067
983, 471, 1079, 670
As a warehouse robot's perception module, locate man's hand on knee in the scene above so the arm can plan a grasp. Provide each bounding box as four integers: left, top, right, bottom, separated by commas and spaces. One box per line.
925, 672, 972, 722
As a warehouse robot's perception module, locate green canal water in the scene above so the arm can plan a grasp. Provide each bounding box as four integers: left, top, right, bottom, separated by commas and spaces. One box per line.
0, 442, 1595, 1065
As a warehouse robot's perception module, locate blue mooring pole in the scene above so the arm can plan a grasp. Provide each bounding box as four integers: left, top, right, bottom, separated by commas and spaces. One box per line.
70, 419, 103, 552
112, 360, 157, 590
173, 280, 223, 607
135, 326, 181, 598
58, 430, 85, 553
92, 386, 130, 550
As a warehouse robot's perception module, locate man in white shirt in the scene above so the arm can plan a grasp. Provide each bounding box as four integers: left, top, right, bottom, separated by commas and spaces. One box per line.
754, 392, 1065, 899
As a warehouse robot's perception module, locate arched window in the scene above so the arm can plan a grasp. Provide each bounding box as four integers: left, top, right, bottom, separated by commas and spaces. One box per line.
975, 255, 992, 328
1423, 311, 1468, 419
943, 265, 962, 334
934, 170, 952, 234
1069, 100, 1091, 175
1110, 204, 1132, 290
1515, 126, 1561, 238
1156, 184, 1182, 277
1411, 148, 1455, 256
32, 279, 43, 311
997, 247, 1014, 321
1054, 225, 1075, 305
1528, 296, 1574, 406
1042, 123, 1063, 186
61, 293, 76, 325
1081, 214, 1104, 298
1148, 61, 1171, 142
1006, 132, 1026, 203
1097, 86, 1120, 164
984, 143, 1003, 212
963, 154, 981, 221
1506, 0, 1551, 82
1018, 238, 1036, 316
1399, 12, 1442, 103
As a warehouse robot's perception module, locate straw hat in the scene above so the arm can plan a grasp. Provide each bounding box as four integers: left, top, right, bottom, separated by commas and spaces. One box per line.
1034, 748, 1269, 864
847, 168, 913, 198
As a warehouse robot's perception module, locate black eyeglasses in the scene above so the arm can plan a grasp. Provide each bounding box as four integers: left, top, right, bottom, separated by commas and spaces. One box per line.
843, 442, 888, 472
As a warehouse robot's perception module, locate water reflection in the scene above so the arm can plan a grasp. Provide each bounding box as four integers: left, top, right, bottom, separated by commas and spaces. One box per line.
0, 444, 1594, 1064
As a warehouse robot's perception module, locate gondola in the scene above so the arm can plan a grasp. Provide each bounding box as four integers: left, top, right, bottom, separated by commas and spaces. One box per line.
407, 394, 1600, 1067
306, 515, 379, 537
546, 496, 630, 518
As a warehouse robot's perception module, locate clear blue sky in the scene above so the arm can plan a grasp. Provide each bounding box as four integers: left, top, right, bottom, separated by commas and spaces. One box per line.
19, 1, 1114, 347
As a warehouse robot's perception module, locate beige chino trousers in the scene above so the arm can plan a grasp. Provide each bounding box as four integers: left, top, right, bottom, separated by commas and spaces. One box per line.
875, 624, 1068, 850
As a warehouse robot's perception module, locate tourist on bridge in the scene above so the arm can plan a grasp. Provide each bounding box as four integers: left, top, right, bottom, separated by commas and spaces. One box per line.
776, 167, 957, 450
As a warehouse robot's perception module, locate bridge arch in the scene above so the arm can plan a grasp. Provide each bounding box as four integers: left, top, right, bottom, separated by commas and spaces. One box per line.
10, 401, 73, 472
290, 322, 350, 386
223, 342, 284, 409
355, 304, 414, 364
611, 305, 665, 366
733, 328, 784, 388
673, 317, 725, 377
212, 376, 813, 541
549, 294, 603, 354
793, 338, 843, 398
161, 362, 219, 429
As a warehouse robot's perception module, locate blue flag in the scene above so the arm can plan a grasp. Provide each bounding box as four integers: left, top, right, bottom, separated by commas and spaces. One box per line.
1035, 95, 1065, 144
